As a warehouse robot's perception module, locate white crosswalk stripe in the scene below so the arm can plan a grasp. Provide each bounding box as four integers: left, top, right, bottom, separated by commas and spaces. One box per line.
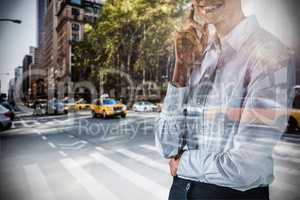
140, 144, 159, 152
24, 164, 56, 200
90, 152, 169, 200
116, 148, 169, 173
60, 158, 120, 200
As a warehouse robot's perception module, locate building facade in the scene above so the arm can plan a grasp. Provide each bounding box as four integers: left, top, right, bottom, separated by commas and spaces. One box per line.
40, 0, 102, 100
54, 0, 102, 99
43, 0, 59, 99
37, 0, 47, 47
13, 66, 23, 102
30, 47, 47, 100
22, 55, 33, 102
7, 79, 15, 104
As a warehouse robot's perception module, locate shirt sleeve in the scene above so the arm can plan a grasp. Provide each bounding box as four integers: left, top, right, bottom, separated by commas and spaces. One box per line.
155, 83, 188, 158
177, 59, 295, 191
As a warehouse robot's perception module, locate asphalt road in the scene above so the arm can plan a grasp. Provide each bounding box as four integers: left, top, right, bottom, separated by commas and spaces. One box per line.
1, 111, 300, 200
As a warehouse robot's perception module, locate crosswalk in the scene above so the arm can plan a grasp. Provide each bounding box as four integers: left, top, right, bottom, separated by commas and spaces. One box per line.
4, 116, 300, 200
15, 143, 172, 200
24, 164, 56, 200
91, 152, 169, 200
9, 141, 297, 200
60, 158, 120, 200
11, 115, 90, 130
10, 112, 158, 130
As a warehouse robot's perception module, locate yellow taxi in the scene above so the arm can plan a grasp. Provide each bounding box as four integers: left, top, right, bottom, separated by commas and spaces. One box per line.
91, 98, 127, 118
203, 98, 300, 133
74, 98, 91, 110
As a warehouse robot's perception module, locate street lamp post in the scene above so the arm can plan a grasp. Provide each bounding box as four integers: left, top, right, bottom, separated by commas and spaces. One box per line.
0, 18, 22, 24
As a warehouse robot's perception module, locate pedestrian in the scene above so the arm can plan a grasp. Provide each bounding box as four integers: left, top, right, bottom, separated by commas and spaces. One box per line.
156, 0, 295, 199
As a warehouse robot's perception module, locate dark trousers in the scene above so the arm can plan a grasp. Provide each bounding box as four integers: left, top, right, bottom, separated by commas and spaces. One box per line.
168, 176, 269, 200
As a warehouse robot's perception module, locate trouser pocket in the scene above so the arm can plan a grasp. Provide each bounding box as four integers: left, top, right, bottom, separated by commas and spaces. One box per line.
168, 176, 191, 200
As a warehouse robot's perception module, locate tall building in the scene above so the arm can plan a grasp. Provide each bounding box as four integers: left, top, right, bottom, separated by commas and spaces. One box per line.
29, 46, 47, 100
54, 0, 102, 98
43, 0, 58, 99
22, 55, 33, 101
13, 66, 23, 103
7, 79, 15, 104
41, 0, 102, 100
37, 0, 47, 48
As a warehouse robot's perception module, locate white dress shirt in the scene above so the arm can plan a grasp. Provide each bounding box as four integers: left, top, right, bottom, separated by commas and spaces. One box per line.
155, 16, 295, 191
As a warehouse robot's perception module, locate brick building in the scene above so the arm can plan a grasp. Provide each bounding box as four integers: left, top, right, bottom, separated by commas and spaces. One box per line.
54, 0, 102, 98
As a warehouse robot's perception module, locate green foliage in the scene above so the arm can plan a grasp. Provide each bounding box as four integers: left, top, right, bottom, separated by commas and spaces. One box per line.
72, 0, 189, 94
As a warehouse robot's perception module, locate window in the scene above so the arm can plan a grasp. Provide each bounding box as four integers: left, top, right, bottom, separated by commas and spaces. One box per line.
70, 0, 81, 5
71, 8, 80, 16
71, 23, 81, 41
85, 6, 94, 13
71, 33, 80, 41
72, 23, 80, 31
103, 99, 117, 105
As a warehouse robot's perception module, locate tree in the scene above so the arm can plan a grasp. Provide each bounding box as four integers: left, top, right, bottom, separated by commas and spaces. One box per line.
73, 0, 189, 99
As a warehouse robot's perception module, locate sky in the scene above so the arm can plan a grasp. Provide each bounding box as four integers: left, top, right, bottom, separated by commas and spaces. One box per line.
0, 0, 299, 94
0, 0, 37, 93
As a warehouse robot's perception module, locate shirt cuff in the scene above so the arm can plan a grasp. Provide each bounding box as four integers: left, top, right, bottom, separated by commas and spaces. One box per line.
162, 83, 188, 116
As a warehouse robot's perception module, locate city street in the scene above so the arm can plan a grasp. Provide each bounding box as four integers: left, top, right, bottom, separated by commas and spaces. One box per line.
1, 111, 300, 200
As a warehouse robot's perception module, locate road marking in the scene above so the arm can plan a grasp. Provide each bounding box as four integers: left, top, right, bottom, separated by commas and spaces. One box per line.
116, 148, 169, 173
271, 179, 300, 193
34, 120, 42, 125
95, 146, 106, 152
61, 143, 86, 150
60, 158, 120, 200
273, 154, 300, 164
48, 142, 56, 148
140, 144, 158, 152
20, 120, 31, 128
68, 135, 75, 138
58, 151, 67, 157
59, 140, 87, 150
24, 164, 55, 200
38, 127, 71, 132
42, 136, 47, 140
59, 141, 87, 147
274, 165, 300, 177
46, 121, 55, 125
90, 152, 169, 200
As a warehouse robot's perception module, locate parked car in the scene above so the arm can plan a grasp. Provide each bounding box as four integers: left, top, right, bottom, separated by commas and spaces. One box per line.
91, 98, 127, 118
63, 97, 75, 113
132, 101, 159, 112
32, 99, 47, 116
47, 99, 65, 115
0, 102, 15, 120
36, 99, 47, 108
74, 98, 91, 110
0, 105, 12, 130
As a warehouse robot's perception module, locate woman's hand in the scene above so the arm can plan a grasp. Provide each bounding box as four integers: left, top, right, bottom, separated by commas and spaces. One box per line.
172, 6, 208, 87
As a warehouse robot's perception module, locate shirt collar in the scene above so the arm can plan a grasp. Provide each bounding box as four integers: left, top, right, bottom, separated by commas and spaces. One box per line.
221, 15, 259, 51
